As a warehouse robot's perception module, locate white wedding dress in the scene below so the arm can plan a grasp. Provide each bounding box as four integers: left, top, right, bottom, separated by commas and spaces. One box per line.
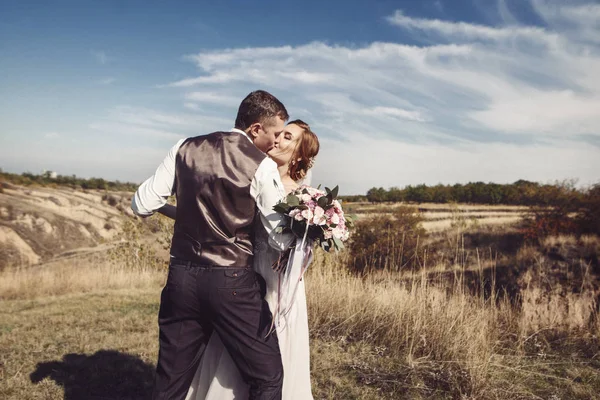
185, 175, 315, 400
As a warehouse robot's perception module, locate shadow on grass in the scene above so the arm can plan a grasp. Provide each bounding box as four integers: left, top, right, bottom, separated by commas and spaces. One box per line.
30, 350, 154, 400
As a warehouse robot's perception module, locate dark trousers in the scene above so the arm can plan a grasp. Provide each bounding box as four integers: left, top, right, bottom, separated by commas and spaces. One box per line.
152, 259, 283, 400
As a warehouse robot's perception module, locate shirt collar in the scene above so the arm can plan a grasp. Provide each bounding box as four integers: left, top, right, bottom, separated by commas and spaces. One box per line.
230, 128, 253, 143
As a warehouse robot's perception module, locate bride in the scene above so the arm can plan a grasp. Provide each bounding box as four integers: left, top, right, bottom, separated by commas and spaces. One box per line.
185, 119, 320, 400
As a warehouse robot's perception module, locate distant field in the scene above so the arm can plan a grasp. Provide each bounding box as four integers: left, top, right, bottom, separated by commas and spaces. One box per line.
346, 202, 527, 232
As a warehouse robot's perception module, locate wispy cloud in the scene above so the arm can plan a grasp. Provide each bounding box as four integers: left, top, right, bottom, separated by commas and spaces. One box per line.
148, 1, 600, 192
184, 91, 239, 106
71, 0, 598, 192
89, 106, 232, 140
363, 106, 428, 123
91, 50, 109, 65
160, 1, 600, 142
385, 10, 556, 43
183, 102, 201, 111
97, 77, 115, 85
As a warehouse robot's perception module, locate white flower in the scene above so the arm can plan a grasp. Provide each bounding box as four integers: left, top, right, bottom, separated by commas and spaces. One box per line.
314, 206, 324, 219
301, 209, 313, 221
333, 226, 349, 240
333, 199, 341, 210
331, 213, 340, 225
289, 209, 304, 221
301, 193, 312, 203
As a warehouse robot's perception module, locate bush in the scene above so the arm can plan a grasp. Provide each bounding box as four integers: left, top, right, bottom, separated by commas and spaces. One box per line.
349, 206, 426, 273
102, 194, 119, 207
520, 181, 582, 243
577, 184, 600, 235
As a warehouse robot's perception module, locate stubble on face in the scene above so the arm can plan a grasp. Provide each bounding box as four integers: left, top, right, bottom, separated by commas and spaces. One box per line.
261, 116, 286, 153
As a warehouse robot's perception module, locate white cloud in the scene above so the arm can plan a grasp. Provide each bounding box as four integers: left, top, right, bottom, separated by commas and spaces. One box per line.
183, 102, 201, 111
385, 10, 557, 44
89, 106, 232, 140
74, 1, 599, 192
164, 17, 600, 139
470, 89, 600, 134
91, 50, 109, 65
89, 121, 182, 140
98, 77, 115, 85
363, 106, 427, 122
44, 132, 61, 139
312, 135, 600, 193
184, 91, 239, 105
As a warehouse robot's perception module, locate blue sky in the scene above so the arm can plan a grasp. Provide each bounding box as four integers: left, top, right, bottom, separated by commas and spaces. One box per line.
1, 0, 599, 194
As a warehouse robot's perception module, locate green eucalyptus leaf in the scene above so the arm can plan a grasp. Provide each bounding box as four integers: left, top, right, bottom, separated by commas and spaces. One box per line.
333, 236, 344, 251
317, 196, 328, 208
286, 194, 300, 206
331, 185, 339, 199
273, 203, 291, 214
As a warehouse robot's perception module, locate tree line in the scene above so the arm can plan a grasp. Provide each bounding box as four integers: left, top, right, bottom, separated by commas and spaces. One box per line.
341, 180, 598, 207
0, 170, 139, 192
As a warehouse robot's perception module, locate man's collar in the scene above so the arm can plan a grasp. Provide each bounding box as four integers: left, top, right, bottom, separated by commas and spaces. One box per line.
230, 128, 253, 143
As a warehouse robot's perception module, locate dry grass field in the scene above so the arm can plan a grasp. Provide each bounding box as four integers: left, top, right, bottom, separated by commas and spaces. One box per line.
345, 202, 527, 232
1, 187, 599, 399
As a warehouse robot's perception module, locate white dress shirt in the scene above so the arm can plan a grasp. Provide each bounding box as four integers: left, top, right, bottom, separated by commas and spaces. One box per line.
131, 128, 293, 251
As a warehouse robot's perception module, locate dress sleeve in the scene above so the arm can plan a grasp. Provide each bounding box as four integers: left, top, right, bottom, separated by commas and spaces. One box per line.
251, 157, 296, 251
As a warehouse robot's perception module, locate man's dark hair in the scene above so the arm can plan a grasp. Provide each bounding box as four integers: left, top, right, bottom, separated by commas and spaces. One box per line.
234, 90, 289, 130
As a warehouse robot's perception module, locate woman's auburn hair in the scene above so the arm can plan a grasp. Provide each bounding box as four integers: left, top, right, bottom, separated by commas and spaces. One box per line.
287, 119, 320, 182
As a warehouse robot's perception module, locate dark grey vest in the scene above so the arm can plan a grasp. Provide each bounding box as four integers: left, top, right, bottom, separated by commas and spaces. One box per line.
170, 131, 267, 267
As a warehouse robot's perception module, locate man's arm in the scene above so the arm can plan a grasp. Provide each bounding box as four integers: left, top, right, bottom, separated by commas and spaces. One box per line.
252, 157, 296, 251
157, 204, 177, 220
131, 139, 185, 217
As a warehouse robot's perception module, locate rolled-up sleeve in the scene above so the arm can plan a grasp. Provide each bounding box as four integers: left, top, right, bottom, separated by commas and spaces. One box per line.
251, 158, 296, 251
131, 139, 185, 217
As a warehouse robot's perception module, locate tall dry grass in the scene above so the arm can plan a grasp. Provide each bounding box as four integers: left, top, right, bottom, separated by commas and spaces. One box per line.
1, 228, 599, 398
0, 256, 163, 301
305, 252, 503, 396
304, 242, 600, 397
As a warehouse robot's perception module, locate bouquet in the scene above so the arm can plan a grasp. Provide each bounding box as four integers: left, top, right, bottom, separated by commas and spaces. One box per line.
272, 185, 353, 270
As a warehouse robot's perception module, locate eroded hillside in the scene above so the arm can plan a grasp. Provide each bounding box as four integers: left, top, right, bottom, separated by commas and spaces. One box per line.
0, 184, 133, 269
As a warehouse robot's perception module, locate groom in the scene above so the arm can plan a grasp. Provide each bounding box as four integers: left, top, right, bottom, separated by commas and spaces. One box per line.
131, 90, 293, 400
